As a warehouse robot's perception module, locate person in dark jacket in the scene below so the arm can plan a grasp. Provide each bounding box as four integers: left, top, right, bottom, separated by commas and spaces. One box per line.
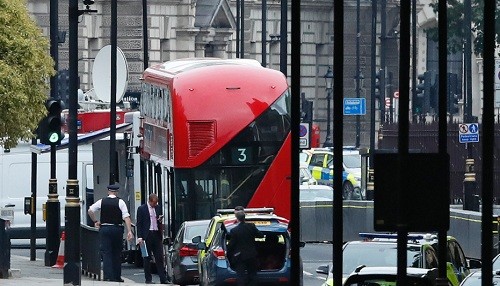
226, 208, 264, 286
136, 193, 168, 284
88, 183, 134, 282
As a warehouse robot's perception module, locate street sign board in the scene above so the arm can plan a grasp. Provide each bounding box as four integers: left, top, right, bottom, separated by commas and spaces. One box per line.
343, 98, 366, 115
458, 123, 479, 143
299, 122, 310, 149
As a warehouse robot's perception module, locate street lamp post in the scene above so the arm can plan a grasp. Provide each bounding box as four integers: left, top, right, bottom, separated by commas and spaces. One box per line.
324, 67, 333, 147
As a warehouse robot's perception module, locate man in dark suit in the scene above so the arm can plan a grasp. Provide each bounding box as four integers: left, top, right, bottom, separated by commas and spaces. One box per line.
226, 208, 264, 286
136, 193, 168, 284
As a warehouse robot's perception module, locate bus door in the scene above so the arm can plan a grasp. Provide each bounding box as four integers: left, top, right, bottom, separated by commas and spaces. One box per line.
162, 166, 174, 238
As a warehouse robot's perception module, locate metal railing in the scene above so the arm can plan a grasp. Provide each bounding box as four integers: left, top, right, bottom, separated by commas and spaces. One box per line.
80, 224, 101, 280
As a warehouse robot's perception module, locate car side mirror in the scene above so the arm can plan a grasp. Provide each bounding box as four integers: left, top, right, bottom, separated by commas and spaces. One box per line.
196, 242, 206, 250
300, 241, 306, 248
316, 264, 329, 275
163, 237, 172, 245
467, 258, 482, 269
192, 235, 202, 244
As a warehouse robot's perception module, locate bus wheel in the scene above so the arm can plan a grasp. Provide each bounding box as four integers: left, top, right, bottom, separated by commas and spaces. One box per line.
342, 182, 354, 200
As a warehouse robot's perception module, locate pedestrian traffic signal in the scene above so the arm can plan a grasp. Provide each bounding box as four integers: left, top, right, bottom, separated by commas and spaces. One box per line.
38, 98, 63, 145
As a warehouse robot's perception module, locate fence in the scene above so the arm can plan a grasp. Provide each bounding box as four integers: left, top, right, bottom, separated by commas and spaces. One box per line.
81, 224, 101, 280
378, 122, 500, 203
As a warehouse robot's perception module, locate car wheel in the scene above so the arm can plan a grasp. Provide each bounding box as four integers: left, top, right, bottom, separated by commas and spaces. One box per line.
342, 182, 354, 200
352, 187, 364, 200
172, 272, 180, 285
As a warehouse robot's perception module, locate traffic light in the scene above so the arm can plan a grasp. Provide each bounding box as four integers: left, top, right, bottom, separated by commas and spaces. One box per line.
301, 99, 313, 123
374, 70, 381, 99
447, 73, 459, 114
429, 73, 439, 111
38, 98, 63, 145
57, 69, 70, 102
415, 71, 432, 114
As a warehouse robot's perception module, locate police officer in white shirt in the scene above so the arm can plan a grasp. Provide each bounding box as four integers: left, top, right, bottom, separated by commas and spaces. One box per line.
88, 183, 133, 282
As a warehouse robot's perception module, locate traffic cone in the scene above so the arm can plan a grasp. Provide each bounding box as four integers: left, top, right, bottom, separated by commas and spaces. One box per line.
52, 231, 65, 268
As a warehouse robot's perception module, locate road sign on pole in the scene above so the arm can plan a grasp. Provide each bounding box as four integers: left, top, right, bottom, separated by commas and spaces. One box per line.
299, 122, 310, 149
458, 123, 479, 143
343, 98, 366, 115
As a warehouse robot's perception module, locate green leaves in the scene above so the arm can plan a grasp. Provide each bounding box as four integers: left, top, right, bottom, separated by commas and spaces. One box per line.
0, 0, 55, 149
427, 0, 500, 56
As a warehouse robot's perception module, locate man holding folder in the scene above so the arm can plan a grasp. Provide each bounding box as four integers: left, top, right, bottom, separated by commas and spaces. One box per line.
136, 193, 169, 284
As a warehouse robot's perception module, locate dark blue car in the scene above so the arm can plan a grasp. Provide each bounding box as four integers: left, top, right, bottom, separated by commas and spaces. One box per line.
197, 214, 303, 286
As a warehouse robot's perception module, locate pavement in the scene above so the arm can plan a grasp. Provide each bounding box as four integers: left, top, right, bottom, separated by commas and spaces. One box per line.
1, 249, 178, 285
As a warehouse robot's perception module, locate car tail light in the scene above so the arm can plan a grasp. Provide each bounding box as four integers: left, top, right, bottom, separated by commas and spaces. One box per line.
179, 246, 198, 257
224, 278, 237, 283
212, 247, 226, 259
278, 277, 289, 282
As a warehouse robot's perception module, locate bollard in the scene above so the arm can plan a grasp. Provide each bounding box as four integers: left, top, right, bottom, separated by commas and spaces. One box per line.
0, 218, 11, 278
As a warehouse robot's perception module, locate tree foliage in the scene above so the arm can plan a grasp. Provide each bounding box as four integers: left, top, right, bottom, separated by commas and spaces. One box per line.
0, 0, 55, 149
426, 0, 500, 56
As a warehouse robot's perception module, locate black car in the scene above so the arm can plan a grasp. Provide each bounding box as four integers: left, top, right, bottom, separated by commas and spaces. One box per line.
166, 219, 211, 285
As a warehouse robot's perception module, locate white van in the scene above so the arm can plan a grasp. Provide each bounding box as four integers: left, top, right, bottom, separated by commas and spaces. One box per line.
0, 141, 93, 245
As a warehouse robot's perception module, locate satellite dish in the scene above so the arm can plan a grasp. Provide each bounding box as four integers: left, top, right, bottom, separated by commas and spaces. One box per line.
92, 45, 129, 103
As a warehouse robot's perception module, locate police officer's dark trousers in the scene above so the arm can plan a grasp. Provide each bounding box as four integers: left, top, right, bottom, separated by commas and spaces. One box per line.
100, 225, 124, 281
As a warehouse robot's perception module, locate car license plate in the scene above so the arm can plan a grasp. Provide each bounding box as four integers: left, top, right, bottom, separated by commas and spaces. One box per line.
248, 220, 271, 225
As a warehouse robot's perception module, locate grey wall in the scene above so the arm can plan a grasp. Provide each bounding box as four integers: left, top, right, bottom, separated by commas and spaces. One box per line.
300, 201, 497, 259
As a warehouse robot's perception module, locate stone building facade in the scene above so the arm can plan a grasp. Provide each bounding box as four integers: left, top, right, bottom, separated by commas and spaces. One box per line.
27, 0, 402, 147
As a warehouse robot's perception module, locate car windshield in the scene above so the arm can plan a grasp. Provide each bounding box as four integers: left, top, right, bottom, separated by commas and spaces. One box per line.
185, 223, 210, 242
493, 255, 500, 270
460, 273, 500, 286
300, 186, 333, 201
327, 154, 361, 169
344, 154, 361, 168
343, 243, 422, 275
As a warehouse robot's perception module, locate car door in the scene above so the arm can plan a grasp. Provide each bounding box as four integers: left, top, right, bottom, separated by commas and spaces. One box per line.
168, 223, 185, 277
448, 240, 469, 281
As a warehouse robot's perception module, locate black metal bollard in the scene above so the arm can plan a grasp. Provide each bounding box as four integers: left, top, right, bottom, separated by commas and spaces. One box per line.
0, 219, 11, 278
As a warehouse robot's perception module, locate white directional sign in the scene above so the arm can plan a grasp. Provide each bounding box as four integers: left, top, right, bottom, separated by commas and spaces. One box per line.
458, 123, 479, 143
343, 98, 366, 115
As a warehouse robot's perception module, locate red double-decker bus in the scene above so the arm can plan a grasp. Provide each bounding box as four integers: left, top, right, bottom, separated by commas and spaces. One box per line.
135, 58, 291, 236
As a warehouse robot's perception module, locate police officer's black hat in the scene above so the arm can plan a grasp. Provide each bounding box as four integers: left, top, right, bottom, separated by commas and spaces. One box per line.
107, 184, 120, 191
